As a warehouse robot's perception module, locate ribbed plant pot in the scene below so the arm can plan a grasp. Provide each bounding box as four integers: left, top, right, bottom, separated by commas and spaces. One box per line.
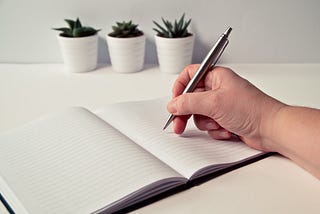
57, 34, 98, 73
155, 34, 194, 74
106, 34, 145, 73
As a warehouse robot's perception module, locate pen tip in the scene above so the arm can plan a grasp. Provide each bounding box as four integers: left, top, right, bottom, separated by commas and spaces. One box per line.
163, 123, 169, 130
224, 27, 232, 37
163, 114, 175, 131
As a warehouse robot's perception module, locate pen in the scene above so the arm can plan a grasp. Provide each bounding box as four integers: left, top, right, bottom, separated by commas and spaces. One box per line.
163, 26, 232, 130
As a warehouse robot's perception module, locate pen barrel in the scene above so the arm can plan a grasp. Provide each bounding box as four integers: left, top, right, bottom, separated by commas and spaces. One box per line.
183, 35, 229, 94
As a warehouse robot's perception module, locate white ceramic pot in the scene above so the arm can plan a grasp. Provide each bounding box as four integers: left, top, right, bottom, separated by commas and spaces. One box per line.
106, 34, 145, 73
57, 34, 98, 73
155, 34, 194, 74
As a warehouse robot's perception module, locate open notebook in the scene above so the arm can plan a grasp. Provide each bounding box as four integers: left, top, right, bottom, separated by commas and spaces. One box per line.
0, 97, 265, 214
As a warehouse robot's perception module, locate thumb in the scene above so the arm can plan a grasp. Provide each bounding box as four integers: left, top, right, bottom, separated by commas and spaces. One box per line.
167, 91, 218, 118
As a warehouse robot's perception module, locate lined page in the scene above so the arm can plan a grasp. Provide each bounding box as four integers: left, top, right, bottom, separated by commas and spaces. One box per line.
96, 98, 263, 179
0, 107, 183, 214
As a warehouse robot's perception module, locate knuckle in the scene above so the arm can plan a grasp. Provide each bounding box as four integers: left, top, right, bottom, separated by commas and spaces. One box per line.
176, 94, 191, 114
207, 92, 221, 118
177, 95, 187, 111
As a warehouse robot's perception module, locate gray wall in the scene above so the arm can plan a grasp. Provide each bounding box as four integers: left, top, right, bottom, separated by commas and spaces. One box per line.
1, 0, 320, 64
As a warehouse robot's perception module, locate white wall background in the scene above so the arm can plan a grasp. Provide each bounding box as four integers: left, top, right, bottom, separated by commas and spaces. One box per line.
0, 0, 320, 64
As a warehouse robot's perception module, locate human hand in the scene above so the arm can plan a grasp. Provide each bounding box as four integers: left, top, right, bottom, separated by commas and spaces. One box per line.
167, 65, 285, 151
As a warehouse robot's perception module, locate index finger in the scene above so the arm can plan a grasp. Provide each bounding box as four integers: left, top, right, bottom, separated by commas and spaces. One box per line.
172, 64, 204, 97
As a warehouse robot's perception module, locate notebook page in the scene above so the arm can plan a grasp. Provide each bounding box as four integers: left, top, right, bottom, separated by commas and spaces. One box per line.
96, 98, 263, 179
0, 107, 184, 214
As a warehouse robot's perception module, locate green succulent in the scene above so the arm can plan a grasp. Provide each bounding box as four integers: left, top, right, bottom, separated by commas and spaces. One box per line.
53, 18, 100, 38
153, 13, 192, 38
108, 21, 143, 38
109, 20, 143, 38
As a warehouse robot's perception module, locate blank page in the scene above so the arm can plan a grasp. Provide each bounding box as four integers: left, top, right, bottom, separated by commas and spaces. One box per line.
96, 98, 263, 179
0, 107, 183, 214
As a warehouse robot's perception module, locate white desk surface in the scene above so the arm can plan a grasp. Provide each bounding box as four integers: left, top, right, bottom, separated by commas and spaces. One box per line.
0, 63, 319, 214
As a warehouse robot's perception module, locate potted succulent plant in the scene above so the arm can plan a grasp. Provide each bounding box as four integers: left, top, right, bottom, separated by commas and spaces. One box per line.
53, 18, 100, 73
153, 13, 194, 74
106, 21, 145, 73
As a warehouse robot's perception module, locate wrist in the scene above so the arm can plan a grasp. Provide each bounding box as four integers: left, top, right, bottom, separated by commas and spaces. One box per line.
258, 96, 287, 152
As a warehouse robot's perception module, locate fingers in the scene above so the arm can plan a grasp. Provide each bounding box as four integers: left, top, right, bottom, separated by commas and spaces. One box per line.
173, 115, 191, 134
207, 129, 232, 140
193, 115, 232, 140
172, 64, 204, 97
193, 114, 220, 131
173, 114, 232, 140
167, 90, 218, 118
172, 65, 236, 98
168, 65, 239, 138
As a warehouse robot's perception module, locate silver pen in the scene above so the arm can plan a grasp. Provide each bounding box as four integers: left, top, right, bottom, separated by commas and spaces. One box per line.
163, 26, 232, 130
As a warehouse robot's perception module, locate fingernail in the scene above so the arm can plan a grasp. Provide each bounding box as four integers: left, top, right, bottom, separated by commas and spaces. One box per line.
206, 122, 219, 130
219, 131, 231, 139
